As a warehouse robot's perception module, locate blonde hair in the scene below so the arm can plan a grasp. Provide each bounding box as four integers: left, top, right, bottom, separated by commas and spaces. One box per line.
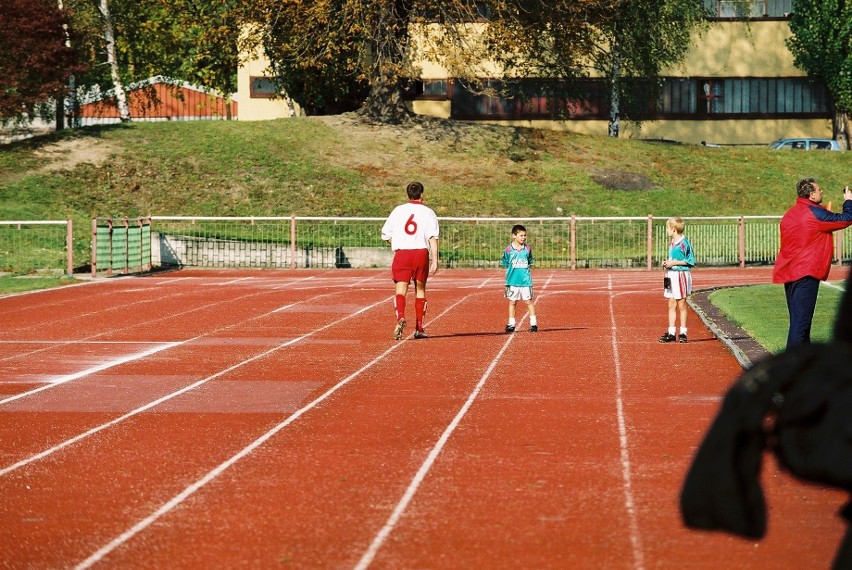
667, 217, 685, 234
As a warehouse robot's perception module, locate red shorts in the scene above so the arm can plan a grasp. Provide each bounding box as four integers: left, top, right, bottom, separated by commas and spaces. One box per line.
391, 249, 430, 284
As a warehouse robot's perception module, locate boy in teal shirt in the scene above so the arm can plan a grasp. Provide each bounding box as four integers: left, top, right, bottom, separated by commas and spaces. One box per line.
659, 217, 695, 343
500, 224, 538, 333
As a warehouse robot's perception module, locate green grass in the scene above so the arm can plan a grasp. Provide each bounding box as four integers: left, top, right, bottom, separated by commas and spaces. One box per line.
0, 275, 81, 295
2, 117, 850, 224
708, 282, 846, 353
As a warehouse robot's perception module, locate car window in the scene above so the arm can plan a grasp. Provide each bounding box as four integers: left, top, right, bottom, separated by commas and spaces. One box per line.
812, 141, 832, 150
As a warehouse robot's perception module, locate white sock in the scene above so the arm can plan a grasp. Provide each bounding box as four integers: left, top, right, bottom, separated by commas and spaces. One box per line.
508, 318, 516, 326
530, 315, 537, 326
668, 327, 676, 335
680, 327, 688, 335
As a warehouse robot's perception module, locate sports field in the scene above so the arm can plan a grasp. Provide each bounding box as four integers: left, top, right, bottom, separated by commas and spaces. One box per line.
0, 267, 847, 569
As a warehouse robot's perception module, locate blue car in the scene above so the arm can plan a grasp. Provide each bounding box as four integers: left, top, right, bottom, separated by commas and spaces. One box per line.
769, 138, 842, 151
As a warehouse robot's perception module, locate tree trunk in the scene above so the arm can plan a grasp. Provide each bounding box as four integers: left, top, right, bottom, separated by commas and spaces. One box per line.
608, 49, 621, 138
358, 77, 411, 125
835, 110, 849, 150
95, 0, 131, 121
57, 0, 75, 130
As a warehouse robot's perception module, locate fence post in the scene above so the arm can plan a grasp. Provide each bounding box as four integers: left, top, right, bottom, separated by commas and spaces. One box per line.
646, 214, 653, 270
570, 216, 577, 270
107, 219, 114, 277
290, 214, 296, 270
836, 232, 843, 266
91, 218, 97, 278
738, 216, 746, 268
66, 218, 73, 278
145, 216, 153, 271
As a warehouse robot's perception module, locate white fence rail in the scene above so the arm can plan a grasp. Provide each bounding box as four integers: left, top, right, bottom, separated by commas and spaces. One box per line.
6, 215, 850, 275
142, 215, 850, 270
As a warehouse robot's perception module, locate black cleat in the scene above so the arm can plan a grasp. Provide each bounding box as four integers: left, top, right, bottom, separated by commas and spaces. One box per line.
505, 324, 515, 333
658, 332, 676, 343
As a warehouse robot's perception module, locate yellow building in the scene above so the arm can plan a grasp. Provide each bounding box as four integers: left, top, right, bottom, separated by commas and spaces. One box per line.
238, 0, 832, 145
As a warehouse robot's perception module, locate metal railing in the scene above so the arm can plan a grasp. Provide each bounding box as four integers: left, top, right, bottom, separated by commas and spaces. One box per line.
144, 214, 850, 270
7, 215, 849, 275
0, 220, 73, 276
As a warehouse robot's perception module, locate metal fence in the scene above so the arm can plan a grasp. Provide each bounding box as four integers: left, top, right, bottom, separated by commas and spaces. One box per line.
0, 220, 73, 276
7, 215, 850, 276
140, 214, 850, 270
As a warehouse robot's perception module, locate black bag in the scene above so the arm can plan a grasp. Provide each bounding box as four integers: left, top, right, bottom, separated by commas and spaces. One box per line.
664, 276, 672, 289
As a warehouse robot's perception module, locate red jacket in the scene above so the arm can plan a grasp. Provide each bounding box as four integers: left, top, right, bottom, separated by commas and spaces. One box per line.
773, 198, 852, 283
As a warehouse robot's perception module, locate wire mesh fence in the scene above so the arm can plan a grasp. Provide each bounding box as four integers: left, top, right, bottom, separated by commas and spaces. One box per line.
144, 215, 819, 270
6, 215, 851, 276
0, 221, 73, 275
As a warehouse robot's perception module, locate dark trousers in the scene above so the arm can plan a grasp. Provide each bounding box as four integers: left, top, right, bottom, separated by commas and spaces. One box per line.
784, 276, 821, 349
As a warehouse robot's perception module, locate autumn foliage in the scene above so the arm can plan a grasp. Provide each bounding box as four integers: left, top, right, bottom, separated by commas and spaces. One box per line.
0, 0, 84, 119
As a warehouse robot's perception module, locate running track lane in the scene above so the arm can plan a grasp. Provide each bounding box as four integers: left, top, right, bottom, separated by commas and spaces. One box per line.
0, 268, 846, 568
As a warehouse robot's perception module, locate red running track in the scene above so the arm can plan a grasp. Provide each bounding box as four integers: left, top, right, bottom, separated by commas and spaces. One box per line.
0, 267, 847, 569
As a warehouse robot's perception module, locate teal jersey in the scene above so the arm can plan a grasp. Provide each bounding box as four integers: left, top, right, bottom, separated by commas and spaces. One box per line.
669, 236, 695, 270
501, 243, 534, 286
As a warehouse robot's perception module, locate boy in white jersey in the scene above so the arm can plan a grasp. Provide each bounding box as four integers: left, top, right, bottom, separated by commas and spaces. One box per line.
381, 182, 439, 340
500, 224, 538, 333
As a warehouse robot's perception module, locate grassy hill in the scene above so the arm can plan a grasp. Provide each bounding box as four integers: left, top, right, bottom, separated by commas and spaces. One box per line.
1, 114, 850, 224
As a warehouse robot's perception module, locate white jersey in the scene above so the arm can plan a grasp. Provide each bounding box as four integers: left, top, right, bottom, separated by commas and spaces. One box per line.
381, 201, 440, 251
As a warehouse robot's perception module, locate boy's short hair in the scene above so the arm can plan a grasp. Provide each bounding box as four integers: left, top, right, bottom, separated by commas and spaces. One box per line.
511, 224, 527, 235
406, 181, 425, 200
667, 217, 685, 234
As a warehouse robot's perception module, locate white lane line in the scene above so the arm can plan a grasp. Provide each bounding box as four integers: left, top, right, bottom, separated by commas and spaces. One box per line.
607, 275, 645, 570
348, 275, 382, 288
209, 277, 255, 286
272, 275, 315, 290
822, 280, 846, 292
0, 341, 167, 345
0, 295, 391, 478
354, 278, 545, 569
0, 344, 180, 406
74, 293, 475, 570
0, 276, 312, 363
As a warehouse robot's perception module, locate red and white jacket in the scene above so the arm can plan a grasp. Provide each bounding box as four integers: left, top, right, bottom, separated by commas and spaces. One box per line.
773, 198, 852, 283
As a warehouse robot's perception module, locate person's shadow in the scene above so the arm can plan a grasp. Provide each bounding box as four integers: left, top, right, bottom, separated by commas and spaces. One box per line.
422, 326, 587, 339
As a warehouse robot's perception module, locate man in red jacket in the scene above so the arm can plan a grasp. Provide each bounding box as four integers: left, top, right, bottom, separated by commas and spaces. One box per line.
773, 178, 852, 349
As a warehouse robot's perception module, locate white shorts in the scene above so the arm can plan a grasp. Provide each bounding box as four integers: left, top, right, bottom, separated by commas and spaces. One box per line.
664, 270, 693, 300
505, 286, 533, 301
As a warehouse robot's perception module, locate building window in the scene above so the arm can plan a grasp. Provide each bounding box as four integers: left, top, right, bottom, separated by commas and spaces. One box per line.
657, 77, 829, 117
423, 80, 448, 97
698, 80, 725, 114
704, 0, 792, 18
450, 79, 608, 120
249, 76, 280, 99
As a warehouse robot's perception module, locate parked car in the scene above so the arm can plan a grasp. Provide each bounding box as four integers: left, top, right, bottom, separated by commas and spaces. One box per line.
769, 138, 842, 151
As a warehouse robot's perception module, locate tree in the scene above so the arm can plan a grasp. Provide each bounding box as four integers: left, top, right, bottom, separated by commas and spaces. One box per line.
786, 0, 852, 149
94, 0, 131, 121
249, 0, 704, 130
484, 0, 706, 137
120, 0, 242, 119
0, 0, 82, 123
58, 0, 243, 122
